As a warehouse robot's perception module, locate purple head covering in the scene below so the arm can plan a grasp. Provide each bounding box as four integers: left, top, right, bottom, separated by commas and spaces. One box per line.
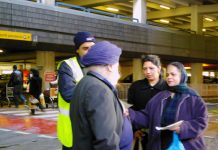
81, 41, 122, 66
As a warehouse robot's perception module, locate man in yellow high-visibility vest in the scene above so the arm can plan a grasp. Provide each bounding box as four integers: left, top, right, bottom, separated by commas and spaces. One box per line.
57, 32, 95, 150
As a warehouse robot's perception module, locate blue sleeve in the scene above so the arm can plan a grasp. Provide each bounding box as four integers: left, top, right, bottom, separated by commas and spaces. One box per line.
58, 62, 76, 103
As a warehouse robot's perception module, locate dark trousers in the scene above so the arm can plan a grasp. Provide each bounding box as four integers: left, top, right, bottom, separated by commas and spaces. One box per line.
13, 92, 26, 107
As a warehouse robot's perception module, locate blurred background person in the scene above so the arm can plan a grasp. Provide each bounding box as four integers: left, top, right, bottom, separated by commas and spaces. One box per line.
29, 68, 44, 115
128, 55, 167, 150
129, 61, 208, 150
8, 65, 27, 108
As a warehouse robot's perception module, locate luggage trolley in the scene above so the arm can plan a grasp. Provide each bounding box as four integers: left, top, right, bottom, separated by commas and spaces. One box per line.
49, 87, 58, 108
6, 83, 14, 106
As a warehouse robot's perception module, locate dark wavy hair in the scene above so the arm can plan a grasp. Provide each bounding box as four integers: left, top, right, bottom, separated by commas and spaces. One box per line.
30, 68, 39, 77
142, 55, 161, 67
142, 54, 162, 77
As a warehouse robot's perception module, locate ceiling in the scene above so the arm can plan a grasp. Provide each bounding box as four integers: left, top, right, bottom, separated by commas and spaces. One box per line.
56, 0, 218, 36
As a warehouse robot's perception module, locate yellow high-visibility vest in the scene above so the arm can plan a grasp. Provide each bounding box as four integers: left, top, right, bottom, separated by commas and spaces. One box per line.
57, 57, 83, 147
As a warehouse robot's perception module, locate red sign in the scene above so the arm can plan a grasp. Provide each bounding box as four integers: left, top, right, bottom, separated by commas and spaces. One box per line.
44, 72, 56, 82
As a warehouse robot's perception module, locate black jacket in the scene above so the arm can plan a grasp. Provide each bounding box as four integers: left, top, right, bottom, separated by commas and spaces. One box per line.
29, 76, 42, 100
128, 78, 167, 111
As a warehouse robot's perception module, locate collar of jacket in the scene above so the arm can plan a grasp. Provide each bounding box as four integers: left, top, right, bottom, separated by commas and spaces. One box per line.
87, 71, 124, 112
161, 90, 191, 100
140, 78, 166, 90
75, 55, 85, 68
87, 71, 118, 94
160, 91, 191, 121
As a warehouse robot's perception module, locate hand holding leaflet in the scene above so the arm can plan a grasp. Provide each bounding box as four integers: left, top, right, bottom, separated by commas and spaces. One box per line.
155, 120, 183, 131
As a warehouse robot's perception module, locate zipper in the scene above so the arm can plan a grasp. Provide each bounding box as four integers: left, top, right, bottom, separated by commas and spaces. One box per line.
160, 96, 169, 118
175, 95, 189, 121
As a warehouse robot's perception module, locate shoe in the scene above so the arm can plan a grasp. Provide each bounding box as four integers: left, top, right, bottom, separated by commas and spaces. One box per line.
30, 109, 35, 115
24, 105, 29, 109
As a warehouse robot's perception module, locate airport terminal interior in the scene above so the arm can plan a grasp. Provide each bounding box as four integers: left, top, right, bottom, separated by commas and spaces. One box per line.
0, 0, 218, 149
1, 0, 218, 85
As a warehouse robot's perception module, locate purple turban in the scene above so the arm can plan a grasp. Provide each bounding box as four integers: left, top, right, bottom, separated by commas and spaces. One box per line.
81, 41, 122, 66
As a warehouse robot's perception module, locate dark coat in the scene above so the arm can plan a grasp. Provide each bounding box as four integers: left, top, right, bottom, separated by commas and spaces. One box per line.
29, 76, 42, 100
70, 73, 131, 150
128, 78, 167, 110
129, 90, 208, 150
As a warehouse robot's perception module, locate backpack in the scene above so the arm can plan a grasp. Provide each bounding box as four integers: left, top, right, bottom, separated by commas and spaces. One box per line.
12, 70, 22, 84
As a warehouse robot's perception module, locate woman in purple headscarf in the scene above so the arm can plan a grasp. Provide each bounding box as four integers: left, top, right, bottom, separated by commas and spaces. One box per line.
129, 62, 208, 150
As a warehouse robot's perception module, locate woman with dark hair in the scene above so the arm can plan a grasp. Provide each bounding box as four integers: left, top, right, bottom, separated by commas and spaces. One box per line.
128, 55, 167, 150
129, 62, 208, 150
29, 68, 44, 114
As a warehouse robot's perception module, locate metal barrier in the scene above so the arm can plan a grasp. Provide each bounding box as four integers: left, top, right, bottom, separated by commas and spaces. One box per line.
55, 2, 86, 11
55, 2, 139, 23
49, 87, 58, 108
117, 83, 131, 101
117, 15, 139, 23
86, 8, 116, 17
117, 83, 218, 102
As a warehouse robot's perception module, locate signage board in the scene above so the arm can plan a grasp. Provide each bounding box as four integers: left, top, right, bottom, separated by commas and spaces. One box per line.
44, 72, 56, 82
0, 30, 32, 41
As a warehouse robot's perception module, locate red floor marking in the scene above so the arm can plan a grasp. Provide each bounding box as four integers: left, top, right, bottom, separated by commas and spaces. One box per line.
0, 115, 57, 136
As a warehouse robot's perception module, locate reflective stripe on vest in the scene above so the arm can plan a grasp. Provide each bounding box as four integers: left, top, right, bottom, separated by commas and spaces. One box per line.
59, 107, 69, 116
64, 58, 83, 82
57, 57, 83, 147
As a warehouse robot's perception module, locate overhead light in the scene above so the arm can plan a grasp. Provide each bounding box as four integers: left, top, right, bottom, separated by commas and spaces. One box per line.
202, 28, 206, 32
160, 5, 170, 10
204, 17, 213, 22
0, 49, 4, 53
184, 67, 191, 69
203, 64, 209, 67
160, 19, 169, 23
106, 7, 119, 12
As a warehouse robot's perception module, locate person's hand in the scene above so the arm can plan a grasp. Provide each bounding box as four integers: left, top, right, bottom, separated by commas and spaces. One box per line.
134, 130, 145, 139
123, 108, 129, 117
169, 126, 180, 133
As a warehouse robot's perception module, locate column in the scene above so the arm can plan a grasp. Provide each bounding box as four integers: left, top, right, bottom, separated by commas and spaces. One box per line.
133, 58, 143, 81
36, 51, 55, 91
190, 63, 203, 94
133, 0, 146, 23
215, 72, 218, 78
191, 5, 203, 34
37, 0, 55, 6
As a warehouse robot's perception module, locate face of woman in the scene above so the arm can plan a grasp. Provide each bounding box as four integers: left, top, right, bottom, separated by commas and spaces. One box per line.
166, 65, 181, 86
143, 61, 161, 82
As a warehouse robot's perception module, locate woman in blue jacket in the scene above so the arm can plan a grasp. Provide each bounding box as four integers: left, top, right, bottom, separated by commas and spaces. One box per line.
129, 62, 208, 150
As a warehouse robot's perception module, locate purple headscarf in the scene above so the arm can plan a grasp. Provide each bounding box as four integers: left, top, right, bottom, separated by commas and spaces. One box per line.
81, 41, 122, 66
